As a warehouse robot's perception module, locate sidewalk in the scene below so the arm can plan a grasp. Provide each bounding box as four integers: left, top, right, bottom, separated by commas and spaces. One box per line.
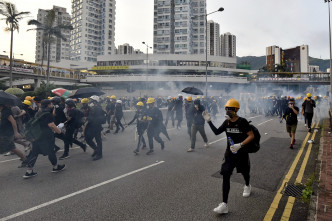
314, 119, 332, 221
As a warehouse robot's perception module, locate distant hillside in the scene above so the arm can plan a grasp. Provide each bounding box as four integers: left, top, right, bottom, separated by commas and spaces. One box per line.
237, 56, 330, 72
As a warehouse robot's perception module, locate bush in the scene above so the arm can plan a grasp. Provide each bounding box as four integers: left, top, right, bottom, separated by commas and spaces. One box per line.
34, 81, 56, 99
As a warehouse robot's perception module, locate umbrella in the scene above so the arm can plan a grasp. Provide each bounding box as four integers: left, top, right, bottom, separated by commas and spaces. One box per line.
51, 88, 71, 98
181, 87, 204, 95
5, 88, 24, 96
69, 87, 105, 98
0, 91, 21, 106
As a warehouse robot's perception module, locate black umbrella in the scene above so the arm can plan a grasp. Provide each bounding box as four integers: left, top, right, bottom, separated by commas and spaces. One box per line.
69, 87, 105, 98
0, 91, 21, 106
181, 87, 204, 95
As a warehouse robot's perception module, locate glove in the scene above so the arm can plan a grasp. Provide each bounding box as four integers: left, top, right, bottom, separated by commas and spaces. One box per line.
230, 143, 242, 153
202, 111, 211, 122
57, 123, 65, 129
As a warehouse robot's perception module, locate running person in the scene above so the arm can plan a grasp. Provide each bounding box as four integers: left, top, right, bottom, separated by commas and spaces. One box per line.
281, 98, 299, 149
202, 98, 254, 214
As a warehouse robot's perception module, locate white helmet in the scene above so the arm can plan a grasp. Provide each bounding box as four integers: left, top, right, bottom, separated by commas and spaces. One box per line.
168, 96, 172, 100
116, 100, 122, 104
90, 95, 100, 102
178, 93, 183, 97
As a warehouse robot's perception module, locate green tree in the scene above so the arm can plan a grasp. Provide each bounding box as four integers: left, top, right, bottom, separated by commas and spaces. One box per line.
34, 81, 56, 99
27, 9, 73, 86
0, 2, 30, 88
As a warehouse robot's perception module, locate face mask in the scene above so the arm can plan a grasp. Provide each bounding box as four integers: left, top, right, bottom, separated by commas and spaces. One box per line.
225, 110, 235, 119
89, 103, 95, 107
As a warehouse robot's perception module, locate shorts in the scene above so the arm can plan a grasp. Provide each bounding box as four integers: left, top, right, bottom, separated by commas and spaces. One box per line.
0, 136, 15, 154
220, 149, 250, 175
286, 124, 297, 133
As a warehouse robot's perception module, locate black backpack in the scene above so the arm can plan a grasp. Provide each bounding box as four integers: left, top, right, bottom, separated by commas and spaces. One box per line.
24, 112, 48, 142
94, 107, 107, 125
244, 121, 261, 153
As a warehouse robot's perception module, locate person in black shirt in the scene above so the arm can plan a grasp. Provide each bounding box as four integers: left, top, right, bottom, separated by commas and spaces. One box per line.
23, 100, 65, 179
173, 94, 183, 129
0, 104, 26, 161
128, 101, 148, 155
281, 98, 299, 149
59, 99, 86, 160
184, 96, 194, 138
85, 96, 104, 161
146, 98, 164, 155
165, 96, 175, 127
114, 100, 125, 134
203, 98, 254, 214
301, 93, 316, 132
51, 97, 66, 126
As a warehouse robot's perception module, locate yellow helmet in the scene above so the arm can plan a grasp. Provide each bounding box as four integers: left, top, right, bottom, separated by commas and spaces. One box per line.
304, 97, 307, 101
25, 96, 33, 101
81, 98, 89, 104
306, 93, 312, 98
146, 97, 155, 104
110, 95, 116, 99
324, 96, 327, 99
106, 96, 111, 99
202, 96, 205, 99
313, 96, 317, 99
23, 100, 31, 106
187, 96, 192, 101
196, 96, 201, 99
48, 96, 53, 100
225, 98, 240, 109
136, 101, 144, 106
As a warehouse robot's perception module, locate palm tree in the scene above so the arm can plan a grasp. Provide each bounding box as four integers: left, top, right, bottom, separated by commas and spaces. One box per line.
0, 2, 30, 88
27, 9, 73, 86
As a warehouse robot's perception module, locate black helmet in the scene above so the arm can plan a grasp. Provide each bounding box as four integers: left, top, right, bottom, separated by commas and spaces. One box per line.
65, 99, 76, 108
41, 99, 51, 108
51, 97, 61, 105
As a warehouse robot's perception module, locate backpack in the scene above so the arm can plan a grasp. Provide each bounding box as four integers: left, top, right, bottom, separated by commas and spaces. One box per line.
74, 109, 85, 129
94, 107, 107, 125
244, 121, 261, 153
24, 112, 48, 142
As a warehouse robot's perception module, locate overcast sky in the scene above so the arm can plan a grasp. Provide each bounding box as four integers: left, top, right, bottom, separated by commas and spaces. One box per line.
0, 0, 329, 62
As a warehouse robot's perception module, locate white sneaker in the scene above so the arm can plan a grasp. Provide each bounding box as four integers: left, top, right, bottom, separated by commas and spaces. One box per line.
213, 202, 228, 214
187, 148, 194, 152
4, 152, 13, 156
243, 184, 251, 197
204, 143, 209, 148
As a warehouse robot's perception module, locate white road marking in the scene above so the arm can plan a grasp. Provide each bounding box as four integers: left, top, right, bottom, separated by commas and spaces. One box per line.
0, 161, 165, 221
0, 147, 81, 164
209, 137, 226, 145
257, 119, 274, 126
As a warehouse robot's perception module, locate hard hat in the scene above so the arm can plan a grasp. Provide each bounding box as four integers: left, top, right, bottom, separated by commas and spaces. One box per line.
106, 96, 111, 99
65, 99, 76, 107
51, 97, 61, 105
25, 96, 33, 101
178, 93, 183, 97
167, 96, 172, 100
172, 97, 176, 100
324, 96, 327, 99
202, 96, 205, 99
313, 96, 317, 99
48, 96, 53, 100
116, 100, 122, 104
196, 96, 201, 99
213, 100, 216, 102
187, 96, 192, 101
90, 95, 100, 102
136, 101, 144, 106
81, 98, 89, 104
304, 97, 307, 101
110, 95, 116, 99
225, 98, 240, 109
306, 93, 312, 98
146, 97, 155, 104
23, 100, 31, 106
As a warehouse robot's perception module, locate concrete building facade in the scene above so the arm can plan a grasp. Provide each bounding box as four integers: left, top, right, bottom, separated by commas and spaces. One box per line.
70, 0, 116, 62
207, 20, 220, 56
35, 6, 71, 63
220, 32, 236, 57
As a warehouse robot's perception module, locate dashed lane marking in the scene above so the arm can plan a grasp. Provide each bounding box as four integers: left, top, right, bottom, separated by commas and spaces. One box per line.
0, 161, 165, 221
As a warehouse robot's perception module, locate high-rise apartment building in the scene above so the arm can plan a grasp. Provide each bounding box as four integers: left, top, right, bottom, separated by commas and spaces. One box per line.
117, 43, 134, 55
266, 45, 309, 72
153, 0, 206, 55
71, 0, 116, 62
220, 32, 236, 57
207, 20, 220, 56
35, 6, 71, 63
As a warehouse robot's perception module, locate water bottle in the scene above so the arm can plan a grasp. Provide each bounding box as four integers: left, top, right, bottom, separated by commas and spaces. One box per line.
228, 137, 236, 154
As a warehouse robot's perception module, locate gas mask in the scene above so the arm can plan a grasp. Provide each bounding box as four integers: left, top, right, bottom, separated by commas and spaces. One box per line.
225, 108, 236, 120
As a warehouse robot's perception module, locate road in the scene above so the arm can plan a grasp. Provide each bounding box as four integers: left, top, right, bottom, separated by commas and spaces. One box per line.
0, 114, 320, 221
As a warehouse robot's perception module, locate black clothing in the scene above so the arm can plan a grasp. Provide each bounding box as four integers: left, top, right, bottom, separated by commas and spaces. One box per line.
85, 105, 103, 157
54, 104, 66, 126
191, 104, 205, 126
0, 107, 14, 137
302, 99, 316, 114
33, 111, 55, 156
283, 106, 299, 125
146, 107, 164, 150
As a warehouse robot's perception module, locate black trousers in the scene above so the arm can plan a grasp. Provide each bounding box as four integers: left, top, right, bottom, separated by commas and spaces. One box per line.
115, 117, 124, 132
147, 127, 163, 150
26, 144, 57, 168
85, 126, 103, 156
165, 111, 175, 127
305, 113, 314, 128
64, 127, 85, 155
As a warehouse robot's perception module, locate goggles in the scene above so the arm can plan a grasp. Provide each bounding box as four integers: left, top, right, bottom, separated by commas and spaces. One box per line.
225, 107, 236, 111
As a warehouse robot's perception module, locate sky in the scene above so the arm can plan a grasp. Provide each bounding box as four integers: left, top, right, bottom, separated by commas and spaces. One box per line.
0, 0, 330, 63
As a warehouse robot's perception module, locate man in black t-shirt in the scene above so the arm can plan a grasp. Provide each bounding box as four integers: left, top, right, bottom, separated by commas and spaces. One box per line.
0, 104, 26, 161
202, 98, 254, 215
281, 98, 299, 149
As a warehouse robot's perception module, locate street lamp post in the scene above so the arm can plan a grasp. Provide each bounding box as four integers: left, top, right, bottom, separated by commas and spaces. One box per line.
325, 0, 332, 110
3, 51, 23, 88
192, 7, 224, 97
142, 42, 152, 95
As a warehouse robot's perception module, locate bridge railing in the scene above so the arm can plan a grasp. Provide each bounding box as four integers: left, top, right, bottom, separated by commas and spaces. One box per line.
256, 72, 330, 82
0, 65, 86, 80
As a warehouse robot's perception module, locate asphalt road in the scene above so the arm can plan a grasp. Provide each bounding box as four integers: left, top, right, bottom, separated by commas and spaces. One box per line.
0, 113, 318, 221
